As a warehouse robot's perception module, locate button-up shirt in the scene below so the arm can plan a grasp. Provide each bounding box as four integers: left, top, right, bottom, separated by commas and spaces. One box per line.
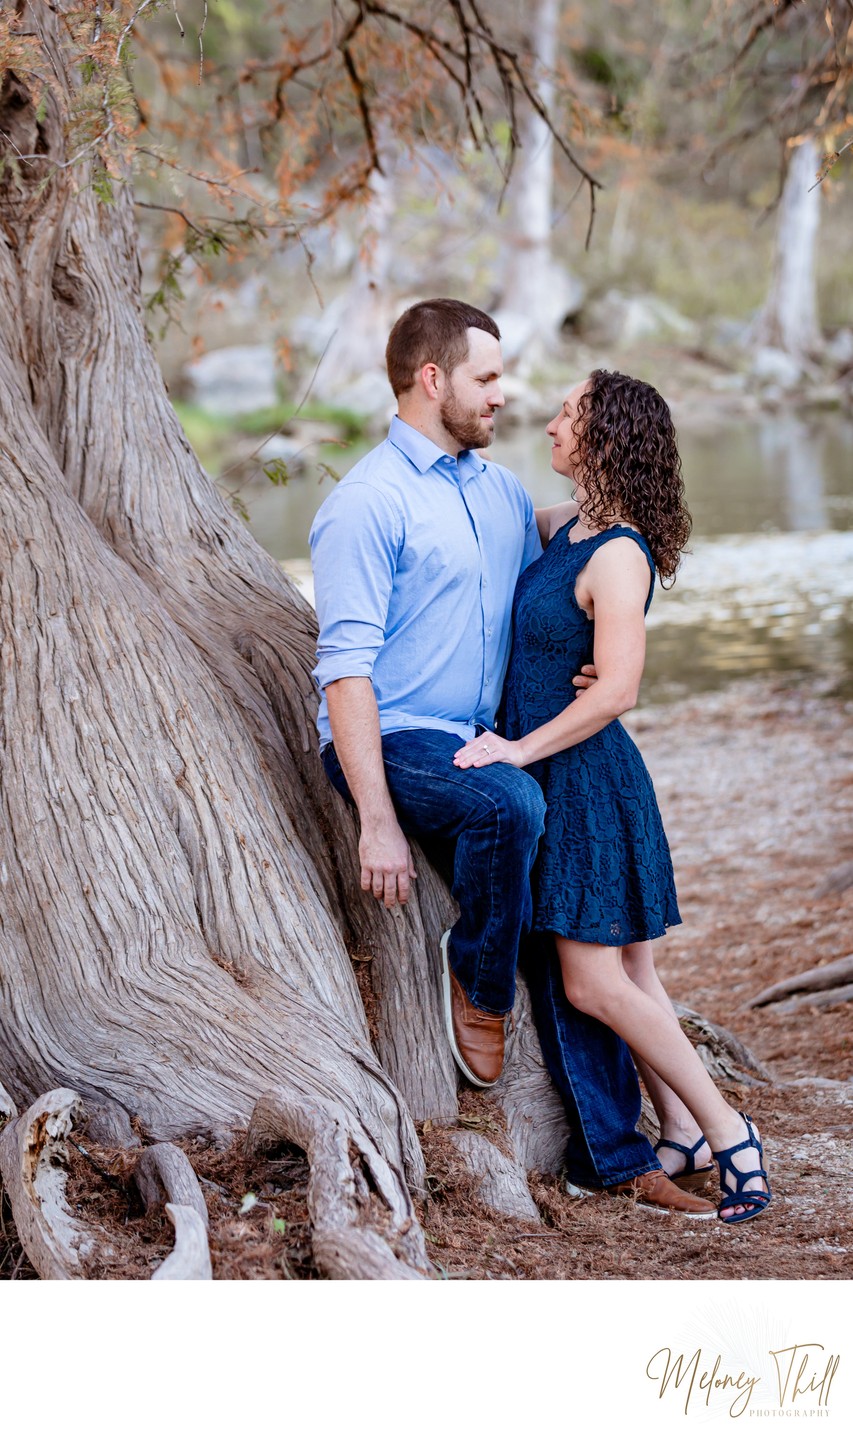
310, 415, 541, 747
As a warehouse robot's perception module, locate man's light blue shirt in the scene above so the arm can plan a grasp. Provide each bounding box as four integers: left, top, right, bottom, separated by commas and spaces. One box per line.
310, 415, 542, 748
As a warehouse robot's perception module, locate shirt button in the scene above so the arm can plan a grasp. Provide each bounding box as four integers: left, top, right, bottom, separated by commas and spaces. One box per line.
486, 627, 493, 637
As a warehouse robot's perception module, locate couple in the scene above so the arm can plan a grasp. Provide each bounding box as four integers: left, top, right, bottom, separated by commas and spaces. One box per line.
310, 298, 771, 1226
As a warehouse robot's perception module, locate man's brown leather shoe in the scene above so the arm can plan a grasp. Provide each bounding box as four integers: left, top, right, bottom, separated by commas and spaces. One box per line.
607, 1168, 716, 1218
439, 930, 506, 1087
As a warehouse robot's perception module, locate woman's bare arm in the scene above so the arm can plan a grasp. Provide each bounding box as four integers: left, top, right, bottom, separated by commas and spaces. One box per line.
534, 499, 579, 546
454, 537, 649, 769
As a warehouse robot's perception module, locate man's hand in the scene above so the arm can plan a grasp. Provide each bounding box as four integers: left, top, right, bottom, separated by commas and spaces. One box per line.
572, 663, 599, 690
359, 816, 417, 908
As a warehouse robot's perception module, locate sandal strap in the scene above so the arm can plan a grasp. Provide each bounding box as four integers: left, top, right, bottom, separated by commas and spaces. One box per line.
718, 1189, 769, 1224
654, 1134, 708, 1176
713, 1112, 772, 1202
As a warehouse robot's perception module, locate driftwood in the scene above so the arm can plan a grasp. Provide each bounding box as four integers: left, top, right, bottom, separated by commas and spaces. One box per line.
748, 955, 853, 1010
673, 1003, 773, 1085
246, 1088, 430, 1280
151, 1203, 212, 1281
0, 1089, 95, 1280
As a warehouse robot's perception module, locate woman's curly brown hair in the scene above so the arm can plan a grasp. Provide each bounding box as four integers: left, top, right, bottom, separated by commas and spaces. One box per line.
571, 369, 691, 584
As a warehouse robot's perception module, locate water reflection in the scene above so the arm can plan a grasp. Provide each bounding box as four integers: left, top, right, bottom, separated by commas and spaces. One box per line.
233, 412, 853, 702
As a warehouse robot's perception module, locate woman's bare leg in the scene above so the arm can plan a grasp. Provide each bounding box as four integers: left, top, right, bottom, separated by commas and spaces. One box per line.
621, 941, 711, 1175
556, 936, 768, 1215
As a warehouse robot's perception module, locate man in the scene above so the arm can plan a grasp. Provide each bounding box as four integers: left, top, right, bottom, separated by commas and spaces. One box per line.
310, 298, 713, 1215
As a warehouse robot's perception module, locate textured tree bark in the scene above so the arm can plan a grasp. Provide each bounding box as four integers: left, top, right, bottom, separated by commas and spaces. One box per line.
0, 6, 448, 1273
245, 1088, 429, 1279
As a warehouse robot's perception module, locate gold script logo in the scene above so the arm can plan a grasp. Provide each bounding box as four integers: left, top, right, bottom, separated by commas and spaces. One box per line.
646, 1342, 840, 1418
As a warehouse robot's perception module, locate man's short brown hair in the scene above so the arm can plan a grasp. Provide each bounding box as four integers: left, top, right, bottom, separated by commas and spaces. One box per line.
385, 299, 501, 398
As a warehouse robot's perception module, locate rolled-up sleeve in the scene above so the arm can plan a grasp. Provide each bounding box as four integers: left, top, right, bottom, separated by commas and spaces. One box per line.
310, 482, 401, 690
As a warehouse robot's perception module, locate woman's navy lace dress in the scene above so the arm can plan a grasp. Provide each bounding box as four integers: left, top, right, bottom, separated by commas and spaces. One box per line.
502, 517, 681, 946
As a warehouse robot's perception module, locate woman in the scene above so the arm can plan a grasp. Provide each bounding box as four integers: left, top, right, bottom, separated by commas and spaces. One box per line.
453, 369, 772, 1225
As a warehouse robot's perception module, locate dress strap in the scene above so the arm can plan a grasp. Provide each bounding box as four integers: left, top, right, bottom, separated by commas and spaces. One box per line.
585, 526, 656, 613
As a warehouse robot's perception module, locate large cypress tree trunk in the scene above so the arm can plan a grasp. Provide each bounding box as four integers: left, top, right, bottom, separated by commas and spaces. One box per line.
0, 3, 568, 1278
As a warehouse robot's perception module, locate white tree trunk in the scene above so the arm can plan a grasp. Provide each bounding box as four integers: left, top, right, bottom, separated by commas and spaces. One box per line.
312, 125, 398, 402
499, 0, 582, 361
752, 139, 822, 359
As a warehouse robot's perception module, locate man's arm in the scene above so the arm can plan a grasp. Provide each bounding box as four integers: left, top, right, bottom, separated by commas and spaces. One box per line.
326, 678, 416, 908
311, 482, 415, 908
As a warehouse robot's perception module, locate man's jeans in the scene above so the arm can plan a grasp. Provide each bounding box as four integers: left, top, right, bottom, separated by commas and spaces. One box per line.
323, 727, 659, 1187
323, 728, 545, 1014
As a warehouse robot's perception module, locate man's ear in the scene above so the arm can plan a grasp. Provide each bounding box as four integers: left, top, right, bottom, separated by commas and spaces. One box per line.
418, 362, 442, 400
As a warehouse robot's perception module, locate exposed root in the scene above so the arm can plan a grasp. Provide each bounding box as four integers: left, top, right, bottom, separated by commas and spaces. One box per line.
0, 1088, 96, 1279
673, 1002, 773, 1085
493, 974, 569, 1174
246, 1087, 430, 1279
748, 954, 853, 1011
151, 1203, 212, 1281
85, 1100, 142, 1150
447, 1130, 540, 1222
134, 1142, 210, 1232
0, 1082, 16, 1125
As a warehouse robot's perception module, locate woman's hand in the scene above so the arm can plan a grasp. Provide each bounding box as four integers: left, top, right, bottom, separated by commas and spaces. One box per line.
453, 732, 526, 770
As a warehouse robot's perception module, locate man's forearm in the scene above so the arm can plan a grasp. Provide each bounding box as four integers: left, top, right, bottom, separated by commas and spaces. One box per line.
325, 677, 396, 825
325, 677, 414, 906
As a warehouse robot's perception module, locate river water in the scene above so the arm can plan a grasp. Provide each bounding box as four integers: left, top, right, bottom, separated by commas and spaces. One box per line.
235, 411, 853, 704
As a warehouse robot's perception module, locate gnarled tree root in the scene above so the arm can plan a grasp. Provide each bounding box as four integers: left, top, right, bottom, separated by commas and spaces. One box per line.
0, 1088, 95, 1279
674, 1003, 773, 1085
246, 1088, 430, 1280
134, 1142, 213, 1280
134, 1142, 210, 1231
448, 1131, 541, 1222
152, 1204, 212, 1281
748, 955, 853, 1012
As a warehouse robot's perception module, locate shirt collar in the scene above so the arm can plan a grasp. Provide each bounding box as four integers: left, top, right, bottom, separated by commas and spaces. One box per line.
388, 415, 487, 482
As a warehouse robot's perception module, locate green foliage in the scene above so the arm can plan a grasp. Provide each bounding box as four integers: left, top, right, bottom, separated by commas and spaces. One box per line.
90, 165, 115, 205
238, 402, 366, 443
575, 44, 645, 113
145, 216, 264, 336
262, 458, 291, 487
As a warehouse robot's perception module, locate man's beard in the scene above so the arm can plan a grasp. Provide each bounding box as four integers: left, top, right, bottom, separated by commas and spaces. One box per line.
439, 384, 495, 451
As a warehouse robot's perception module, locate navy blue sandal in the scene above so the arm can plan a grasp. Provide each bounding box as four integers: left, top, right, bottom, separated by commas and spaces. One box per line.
654, 1134, 715, 1192
713, 1112, 772, 1225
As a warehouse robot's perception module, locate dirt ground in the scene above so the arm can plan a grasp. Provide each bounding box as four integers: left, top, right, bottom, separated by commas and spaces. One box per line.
2, 676, 851, 1281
